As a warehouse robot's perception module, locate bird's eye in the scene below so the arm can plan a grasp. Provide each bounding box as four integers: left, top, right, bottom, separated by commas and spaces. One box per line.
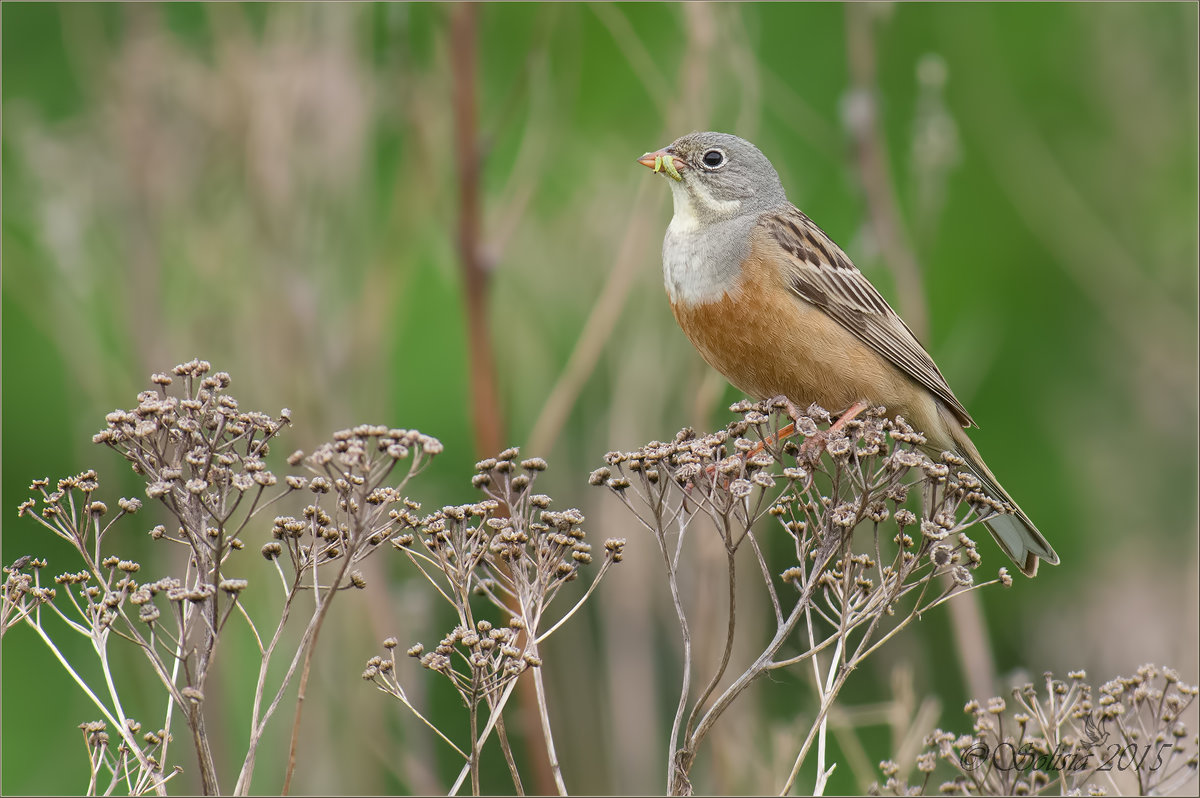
701, 149, 725, 169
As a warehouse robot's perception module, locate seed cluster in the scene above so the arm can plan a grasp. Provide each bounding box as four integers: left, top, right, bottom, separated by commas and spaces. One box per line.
594, 399, 1011, 619
265, 424, 442, 580
365, 447, 624, 751
876, 666, 1199, 795
7, 361, 441, 794
588, 399, 1026, 795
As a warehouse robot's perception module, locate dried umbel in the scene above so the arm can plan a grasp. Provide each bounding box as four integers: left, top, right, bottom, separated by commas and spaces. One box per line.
366, 447, 624, 795
874, 666, 1199, 796
2, 556, 53, 635
71, 718, 178, 796
272, 423, 441, 579
594, 399, 1017, 795
7, 361, 441, 796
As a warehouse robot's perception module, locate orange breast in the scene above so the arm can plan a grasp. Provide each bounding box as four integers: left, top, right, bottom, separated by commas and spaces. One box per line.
670, 250, 922, 419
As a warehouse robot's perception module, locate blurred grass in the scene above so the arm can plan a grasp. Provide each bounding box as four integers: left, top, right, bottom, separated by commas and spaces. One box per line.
3, 3, 1197, 794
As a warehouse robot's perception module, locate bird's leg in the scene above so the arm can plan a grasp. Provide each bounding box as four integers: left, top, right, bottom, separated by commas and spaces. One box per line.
831, 399, 871, 431
796, 399, 871, 466
747, 396, 869, 461
698, 398, 870, 488
743, 395, 803, 460
697, 398, 803, 489
830, 398, 868, 429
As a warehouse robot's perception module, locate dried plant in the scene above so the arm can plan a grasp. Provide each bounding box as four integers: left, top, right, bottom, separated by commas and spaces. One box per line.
6, 360, 625, 796
5, 360, 441, 795
363, 450, 625, 795
873, 665, 1199, 795
9, 363, 1195, 797
592, 398, 1018, 795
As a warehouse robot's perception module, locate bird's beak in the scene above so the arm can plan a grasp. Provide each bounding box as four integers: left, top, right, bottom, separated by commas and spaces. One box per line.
637, 149, 683, 181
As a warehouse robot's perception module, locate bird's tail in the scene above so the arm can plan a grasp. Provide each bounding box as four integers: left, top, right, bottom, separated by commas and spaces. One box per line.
947, 424, 1059, 577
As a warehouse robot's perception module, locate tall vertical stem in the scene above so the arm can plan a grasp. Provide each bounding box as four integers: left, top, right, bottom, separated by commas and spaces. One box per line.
449, 6, 556, 794
451, 3, 503, 459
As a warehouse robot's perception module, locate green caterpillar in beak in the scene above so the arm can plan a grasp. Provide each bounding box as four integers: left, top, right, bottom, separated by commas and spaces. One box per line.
654, 154, 682, 182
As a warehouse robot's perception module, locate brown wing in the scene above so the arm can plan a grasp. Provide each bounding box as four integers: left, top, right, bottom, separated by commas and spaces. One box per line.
760, 206, 975, 427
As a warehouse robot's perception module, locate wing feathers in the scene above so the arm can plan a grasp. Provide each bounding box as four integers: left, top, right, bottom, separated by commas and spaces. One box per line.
762, 207, 975, 428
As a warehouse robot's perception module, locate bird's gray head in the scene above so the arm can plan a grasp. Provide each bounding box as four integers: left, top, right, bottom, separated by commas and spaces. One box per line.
638, 132, 788, 227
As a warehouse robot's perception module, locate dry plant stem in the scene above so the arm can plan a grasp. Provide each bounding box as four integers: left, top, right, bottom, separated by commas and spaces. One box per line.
781, 676, 852, 792
683, 544, 738, 746
784, 616, 849, 796
782, 676, 849, 796
494, 715, 526, 796
192, 553, 223, 795
450, 7, 558, 793
257, 581, 368, 791
807, 510, 867, 797
675, 405, 873, 782
21, 513, 188, 795
27, 611, 168, 796
469, 689, 481, 795
158, 598, 191, 769
156, 648, 184, 792
448, 678, 523, 795
85, 740, 100, 797
187, 707, 220, 795
280, 550, 354, 795
233, 580, 300, 794
805, 604, 837, 797
680, 536, 845, 784
598, 403, 1018, 794
656, 515, 695, 795
386, 456, 623, 797
15, 365, 442, 796
526, 638, 568, 795
451, 2, 503, 460
630, 505, 695, 791
277, 451, 427, 793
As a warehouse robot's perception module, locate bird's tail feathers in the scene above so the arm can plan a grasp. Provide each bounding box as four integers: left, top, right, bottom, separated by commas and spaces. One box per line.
948, 427, 1058, 578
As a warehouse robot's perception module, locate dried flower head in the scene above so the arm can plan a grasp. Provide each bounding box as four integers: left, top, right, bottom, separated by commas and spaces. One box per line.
876, 666, 1199, 795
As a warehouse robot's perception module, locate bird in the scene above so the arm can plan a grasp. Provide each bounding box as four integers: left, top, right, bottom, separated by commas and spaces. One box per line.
638, 131, 1058, 577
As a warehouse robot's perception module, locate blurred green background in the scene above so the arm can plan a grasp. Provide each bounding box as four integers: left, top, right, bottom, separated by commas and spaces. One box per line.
3, 2, 1196, 794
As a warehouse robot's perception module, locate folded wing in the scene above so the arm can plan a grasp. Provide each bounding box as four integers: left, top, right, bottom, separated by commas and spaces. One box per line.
760, 206, 975, 428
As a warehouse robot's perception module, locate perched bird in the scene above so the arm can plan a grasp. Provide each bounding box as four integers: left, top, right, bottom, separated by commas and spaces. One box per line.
639, 131, 1058, 576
